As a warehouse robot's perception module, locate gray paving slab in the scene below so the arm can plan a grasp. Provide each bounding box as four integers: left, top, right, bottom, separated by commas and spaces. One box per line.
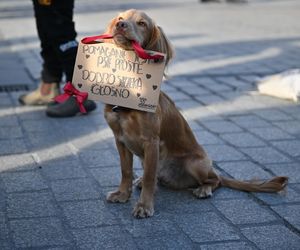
220, 132, 267, 147
6, 191, 59, 218
213, 199, 278, 225
241, 225, 300, 250
10, 217, 72, 248
176, 212, 240, 243
0, 0, 300, 249
272, 204, 300, 231
0, 171, 48, 193
61, 200, 118, 228
218, 161, 272, 180
51, 178, 100, 202
71, 226, 138, 250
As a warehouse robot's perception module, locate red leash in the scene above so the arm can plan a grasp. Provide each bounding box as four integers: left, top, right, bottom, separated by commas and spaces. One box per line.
81, 34, 164, 60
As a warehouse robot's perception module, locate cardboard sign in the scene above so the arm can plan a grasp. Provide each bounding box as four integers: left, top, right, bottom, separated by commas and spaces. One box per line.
72, 41, 166, 112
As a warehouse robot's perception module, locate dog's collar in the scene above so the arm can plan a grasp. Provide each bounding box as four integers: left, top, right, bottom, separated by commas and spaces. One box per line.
112, 105, 131, 112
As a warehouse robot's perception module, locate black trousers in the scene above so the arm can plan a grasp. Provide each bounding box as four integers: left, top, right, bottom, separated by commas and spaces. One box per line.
32, 0, 78, 84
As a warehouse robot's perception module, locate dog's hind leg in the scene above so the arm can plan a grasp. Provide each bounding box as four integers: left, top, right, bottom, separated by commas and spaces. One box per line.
186, 156, 220, 199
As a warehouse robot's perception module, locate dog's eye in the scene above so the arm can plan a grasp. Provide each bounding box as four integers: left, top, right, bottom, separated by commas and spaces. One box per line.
137, 21, 147, 27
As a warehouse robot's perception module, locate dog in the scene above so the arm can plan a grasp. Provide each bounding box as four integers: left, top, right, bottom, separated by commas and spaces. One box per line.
103, 9, 288, 218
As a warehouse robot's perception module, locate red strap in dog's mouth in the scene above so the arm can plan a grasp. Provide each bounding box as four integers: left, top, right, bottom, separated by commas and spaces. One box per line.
81, 34, 164, 60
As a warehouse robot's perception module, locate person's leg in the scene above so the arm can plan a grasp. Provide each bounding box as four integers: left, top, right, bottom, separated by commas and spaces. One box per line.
19, 0, 62, 105
42, 0, 96, 116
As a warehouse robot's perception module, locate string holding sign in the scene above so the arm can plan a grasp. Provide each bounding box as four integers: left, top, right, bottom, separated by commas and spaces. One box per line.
81, 34, 165, 60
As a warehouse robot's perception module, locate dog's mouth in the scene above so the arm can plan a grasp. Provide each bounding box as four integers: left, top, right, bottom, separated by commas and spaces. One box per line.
112, 31, 138, 50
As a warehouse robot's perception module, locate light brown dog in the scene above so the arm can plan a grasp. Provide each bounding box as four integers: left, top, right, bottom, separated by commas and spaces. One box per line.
104, 9, 288, 218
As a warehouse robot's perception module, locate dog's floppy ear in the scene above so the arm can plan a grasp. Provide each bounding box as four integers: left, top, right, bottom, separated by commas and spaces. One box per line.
105, 17, 118, 35
146, 26, 174, 67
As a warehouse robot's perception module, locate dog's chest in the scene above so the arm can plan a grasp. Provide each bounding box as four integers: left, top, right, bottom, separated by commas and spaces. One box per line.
105, 111, 144, 156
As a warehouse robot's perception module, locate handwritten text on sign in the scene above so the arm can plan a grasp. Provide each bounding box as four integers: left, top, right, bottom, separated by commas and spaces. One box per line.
72, 42, 166, 112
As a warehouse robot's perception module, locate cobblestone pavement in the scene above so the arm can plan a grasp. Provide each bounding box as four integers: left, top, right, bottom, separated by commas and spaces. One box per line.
1, 0, 300, 249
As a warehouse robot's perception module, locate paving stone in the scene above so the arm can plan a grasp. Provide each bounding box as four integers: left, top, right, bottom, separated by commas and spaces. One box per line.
200, 120, 243, 134
26, 132, 67, 151
10, 218, 71, 248
273, 121, 300, 136
61, 200, 117, 228
167, 91, 191, 102
37, 144, 77, 162
0, 211, 12, 250
218, 161, 272, 180
204, 145, 246, 162
0, 138, 27, 155
51, 178, 100, 201
21, 119, 57, 133
0, 126, 23, 139
229, 115, 271, 128
41, 159, 88, 180
212, 187, 250, 200
0, 153, 37, 172
241, 225, 300, 250
126, 214, 183, 238
0, 93, 13, 107
90, 167, 121, 187
0, 114, 19, 127
195, 94, 225, 106
14, 106, 45, 121
7, 192, 58, 218
213, 199, 277, 225
271, 140, 300, 157
199, 81, 233, 92
175, 99, 203, 111
266, 163, 300, 184
186, 120, 206, 131
176, 212, 240, 243
181, 105, 221, 122
253, 109, 293, 121
136, 233, 194, 250
200, 241, 255, 250
161, 83, 177, 93
194, 130, 225, 145
72, 226, 138, 250
240, 147, 292, 164
254, 186, 300, 205
216, 76, 252, 91
79, 149, 120, 167
272, 204, 300, 231
220, 132, 266, 147
179, 85, 210, 96
248, 127, 294, 140
155, 187, 213, 214
279, 106, 300, 119
0, 171, 48, 193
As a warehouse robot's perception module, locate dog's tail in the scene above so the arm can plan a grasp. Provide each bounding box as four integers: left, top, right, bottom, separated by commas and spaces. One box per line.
219, 176, 288, 193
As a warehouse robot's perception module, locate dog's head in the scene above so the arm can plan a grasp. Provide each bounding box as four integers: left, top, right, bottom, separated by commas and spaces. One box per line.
105, 9, 174, 67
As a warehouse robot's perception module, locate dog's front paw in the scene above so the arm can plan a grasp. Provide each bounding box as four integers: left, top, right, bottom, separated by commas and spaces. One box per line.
106, 190, 131, 203
132, 202, 154, 218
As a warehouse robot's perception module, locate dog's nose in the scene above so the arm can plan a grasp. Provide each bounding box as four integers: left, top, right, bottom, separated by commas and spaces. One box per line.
116, 21, 128, 29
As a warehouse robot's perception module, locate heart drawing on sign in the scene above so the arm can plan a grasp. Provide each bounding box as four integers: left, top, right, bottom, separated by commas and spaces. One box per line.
146, 74, 152, 79
112, 68, 116, 73
77, 65, 83, 70
137, 93, 141, 97
77, 83, 82, 88
152, 85, 158, 90
86, 55, 90, 59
